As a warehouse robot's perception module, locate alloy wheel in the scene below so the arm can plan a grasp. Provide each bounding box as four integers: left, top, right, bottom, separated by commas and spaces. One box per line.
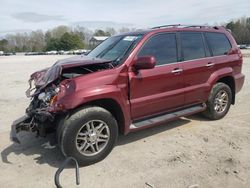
75, 120, 110, 156
214, 90, 229, 113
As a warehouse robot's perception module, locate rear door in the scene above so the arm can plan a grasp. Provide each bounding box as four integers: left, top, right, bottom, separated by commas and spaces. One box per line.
180, 32, 214, 105
129, 32, 184, 120
205, 32, 233, 73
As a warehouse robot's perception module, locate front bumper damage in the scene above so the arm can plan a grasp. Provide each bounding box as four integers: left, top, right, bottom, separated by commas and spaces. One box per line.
11, 56, 107, 144
10, 115, 30, 144
10, 109, 55, 143
10, 115, 31, 143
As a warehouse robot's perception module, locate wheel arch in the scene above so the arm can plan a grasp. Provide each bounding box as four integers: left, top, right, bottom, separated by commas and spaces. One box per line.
216, 76, 235, 104
207, 67, 235, 105
73, 98, 126, 134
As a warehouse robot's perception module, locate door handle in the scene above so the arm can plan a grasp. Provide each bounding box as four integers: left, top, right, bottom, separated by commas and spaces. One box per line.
206, 62, 215, 67
171, 68, 183, 74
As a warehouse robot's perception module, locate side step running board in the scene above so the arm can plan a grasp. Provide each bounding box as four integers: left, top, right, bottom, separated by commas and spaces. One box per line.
130, 104, 206, 130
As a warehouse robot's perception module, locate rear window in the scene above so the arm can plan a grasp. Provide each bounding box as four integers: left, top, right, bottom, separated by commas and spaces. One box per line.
205, 32, 231, 56
180, 33, 206, 61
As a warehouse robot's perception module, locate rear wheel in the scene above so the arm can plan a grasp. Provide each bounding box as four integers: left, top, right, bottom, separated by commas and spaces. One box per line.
57, 106, 118, 166
202, 82, 232, 120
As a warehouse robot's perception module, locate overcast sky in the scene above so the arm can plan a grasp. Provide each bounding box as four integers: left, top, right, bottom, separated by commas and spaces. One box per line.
0, 0, 250, 36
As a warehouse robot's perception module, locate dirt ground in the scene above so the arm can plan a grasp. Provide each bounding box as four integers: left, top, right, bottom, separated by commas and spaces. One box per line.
0, 51, 250, 188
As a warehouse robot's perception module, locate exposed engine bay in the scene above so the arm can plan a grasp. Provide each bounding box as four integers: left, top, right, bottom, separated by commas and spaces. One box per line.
62, 63, 113, 79
10, 56, 114, 143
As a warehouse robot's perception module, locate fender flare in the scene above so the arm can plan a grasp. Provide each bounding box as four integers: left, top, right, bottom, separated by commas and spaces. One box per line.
207, 67, 233, 87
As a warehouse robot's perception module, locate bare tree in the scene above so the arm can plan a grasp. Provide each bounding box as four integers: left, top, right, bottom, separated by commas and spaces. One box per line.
50, 25, 70, 38
105, 27, 117, 36
29, 30, 45, 51
118, 27, 130, 34
226, 16, 250, 44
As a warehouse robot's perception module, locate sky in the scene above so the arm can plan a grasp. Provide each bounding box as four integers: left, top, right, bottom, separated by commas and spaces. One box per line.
0, 0, 250, 36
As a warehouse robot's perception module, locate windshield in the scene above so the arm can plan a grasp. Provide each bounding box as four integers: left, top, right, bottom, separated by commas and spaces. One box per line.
87, 35, 143, 65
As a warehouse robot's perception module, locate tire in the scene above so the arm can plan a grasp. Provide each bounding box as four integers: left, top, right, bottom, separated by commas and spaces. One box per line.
57, 106, 118, 166
202, 82, 232, 120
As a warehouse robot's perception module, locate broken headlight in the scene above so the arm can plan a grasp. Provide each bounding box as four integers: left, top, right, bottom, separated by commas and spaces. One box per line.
38, 86, 60, 103
38, 92, 51, 102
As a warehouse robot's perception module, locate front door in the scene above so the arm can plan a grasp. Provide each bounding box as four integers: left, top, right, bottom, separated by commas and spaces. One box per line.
129, 32, 184, 120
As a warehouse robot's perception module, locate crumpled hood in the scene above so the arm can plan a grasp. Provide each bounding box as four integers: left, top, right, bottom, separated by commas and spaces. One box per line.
53, 55, 111, 68
26, 55, 112, 97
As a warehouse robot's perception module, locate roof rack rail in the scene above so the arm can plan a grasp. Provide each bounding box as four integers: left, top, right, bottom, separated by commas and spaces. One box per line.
184, 25, 219, 29
151, 24, 220, 30
151, 24, 181, 29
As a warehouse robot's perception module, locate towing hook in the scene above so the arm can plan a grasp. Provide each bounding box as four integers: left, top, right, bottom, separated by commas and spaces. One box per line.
54, 157, 80, 188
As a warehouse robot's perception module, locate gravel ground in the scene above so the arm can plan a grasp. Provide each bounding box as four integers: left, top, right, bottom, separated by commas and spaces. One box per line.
0, 52, 250, 188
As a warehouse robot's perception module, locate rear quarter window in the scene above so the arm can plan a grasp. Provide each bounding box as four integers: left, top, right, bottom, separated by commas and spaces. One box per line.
205, 32, 232, 56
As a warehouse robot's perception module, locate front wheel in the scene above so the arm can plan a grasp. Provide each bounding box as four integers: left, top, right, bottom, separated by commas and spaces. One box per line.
202, 82, 232, 120
58, 106, 118, 166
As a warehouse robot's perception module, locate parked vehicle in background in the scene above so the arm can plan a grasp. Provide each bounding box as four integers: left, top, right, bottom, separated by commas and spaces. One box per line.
11, 24, 245, 166
246, 44, 250, 49
25, 52, 46, 56
58, 50, 65, 55
46, 50, 58, 55
238, 44, 247, 49
82, 49, 91, 55
73, 49, 87, 55
1, 52, 16, 56
22, 49, 91, 56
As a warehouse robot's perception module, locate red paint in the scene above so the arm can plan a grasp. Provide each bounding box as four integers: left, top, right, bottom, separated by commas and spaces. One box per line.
49, 26, 245, 134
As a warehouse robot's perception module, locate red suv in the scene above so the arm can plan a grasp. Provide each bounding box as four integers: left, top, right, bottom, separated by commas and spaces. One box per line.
11, 25, 245, 165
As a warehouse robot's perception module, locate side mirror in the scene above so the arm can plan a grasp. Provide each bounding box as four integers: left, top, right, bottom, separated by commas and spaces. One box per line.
133, 56, 156, 70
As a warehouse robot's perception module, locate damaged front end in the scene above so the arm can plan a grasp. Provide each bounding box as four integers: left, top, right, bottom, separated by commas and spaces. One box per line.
11, 56, 113, 143
10, 70, 62, 143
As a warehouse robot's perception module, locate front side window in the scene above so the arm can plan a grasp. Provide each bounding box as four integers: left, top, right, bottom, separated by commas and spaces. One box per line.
180, 32, 206, 61
205, 32, 231, 56
137, 33, 178, 66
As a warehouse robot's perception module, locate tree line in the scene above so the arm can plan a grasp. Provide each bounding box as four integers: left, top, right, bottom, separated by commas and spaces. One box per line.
1, 17, 250, 52
0, 26, 132, 52
225, 16, 250, 44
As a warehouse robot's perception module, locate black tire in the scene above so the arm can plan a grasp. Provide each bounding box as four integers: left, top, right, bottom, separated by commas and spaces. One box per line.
202, 82, 232, 120
57, 106, 118, 166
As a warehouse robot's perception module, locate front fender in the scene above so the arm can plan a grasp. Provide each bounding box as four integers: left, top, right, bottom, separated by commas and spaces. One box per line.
56, 85, 131, 133
78, 86, 126, 106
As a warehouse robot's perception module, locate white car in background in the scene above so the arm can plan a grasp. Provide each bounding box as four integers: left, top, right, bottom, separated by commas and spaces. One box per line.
46, 51, 58, 55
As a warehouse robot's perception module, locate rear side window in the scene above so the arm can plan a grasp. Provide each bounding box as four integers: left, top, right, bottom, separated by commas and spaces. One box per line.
205, 32, 231, 56
138, 33, 178, 65
180, 32, 206, 61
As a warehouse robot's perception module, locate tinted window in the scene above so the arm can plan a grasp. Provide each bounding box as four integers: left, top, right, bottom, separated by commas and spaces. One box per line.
181, 33, 206, 61
138, 33, 177, 65
88, 35, 143, 66
101, 36, 142, 61
205, 32, 231, 56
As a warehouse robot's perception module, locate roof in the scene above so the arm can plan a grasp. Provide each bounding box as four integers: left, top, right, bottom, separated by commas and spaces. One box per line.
118, 25, 228, 37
